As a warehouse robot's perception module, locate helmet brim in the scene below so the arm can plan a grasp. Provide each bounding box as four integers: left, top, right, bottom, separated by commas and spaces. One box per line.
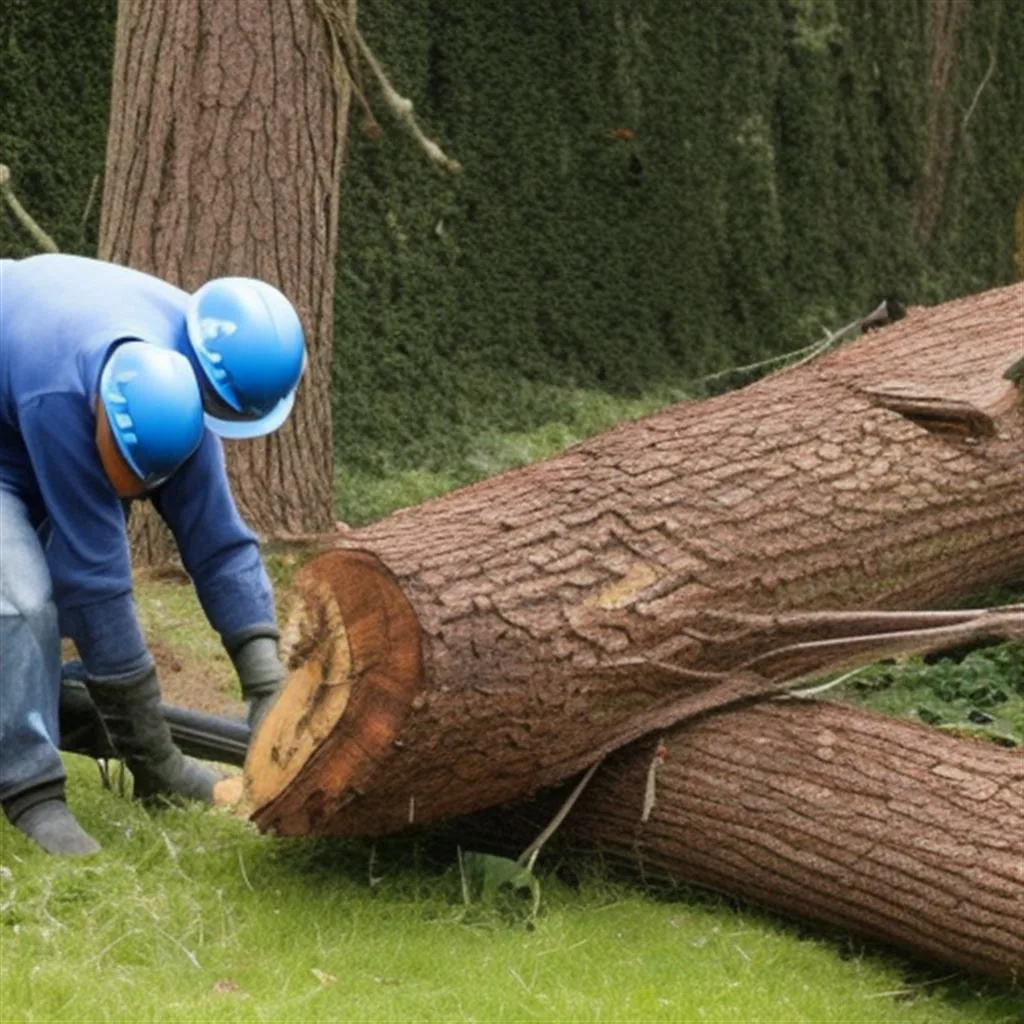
203, 389, 296, 439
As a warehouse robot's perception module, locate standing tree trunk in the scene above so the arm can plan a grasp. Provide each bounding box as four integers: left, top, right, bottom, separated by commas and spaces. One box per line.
99, 0, 347, 559
246, 282, 1024, 837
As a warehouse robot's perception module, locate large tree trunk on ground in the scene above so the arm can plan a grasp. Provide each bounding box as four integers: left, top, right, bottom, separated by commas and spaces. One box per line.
99, 0, 346, 560
247, 283, 1024, 837
452, 700, 1024, 983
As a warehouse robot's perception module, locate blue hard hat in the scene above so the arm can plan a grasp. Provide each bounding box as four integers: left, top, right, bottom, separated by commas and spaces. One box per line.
185, 277, 306, 439
99, 342, 205, 488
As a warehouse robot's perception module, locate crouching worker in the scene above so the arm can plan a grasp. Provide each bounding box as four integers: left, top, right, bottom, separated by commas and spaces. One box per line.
0, 254, 305, 857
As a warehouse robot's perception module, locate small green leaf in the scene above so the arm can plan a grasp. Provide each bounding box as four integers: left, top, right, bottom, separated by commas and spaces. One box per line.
458, 851, 541, 921
915, 705, 945, 726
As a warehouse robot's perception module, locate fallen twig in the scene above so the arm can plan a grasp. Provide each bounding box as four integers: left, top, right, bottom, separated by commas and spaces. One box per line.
517, 758, 604, 872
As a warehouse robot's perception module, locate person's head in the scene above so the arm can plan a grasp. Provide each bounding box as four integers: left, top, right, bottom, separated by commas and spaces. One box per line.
95, 342, 205, 498
184, 278, 306, 439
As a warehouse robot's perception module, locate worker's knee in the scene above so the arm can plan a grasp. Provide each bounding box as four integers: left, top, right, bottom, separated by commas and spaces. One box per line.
0, 564, 53, 620
0, 518, 53, 620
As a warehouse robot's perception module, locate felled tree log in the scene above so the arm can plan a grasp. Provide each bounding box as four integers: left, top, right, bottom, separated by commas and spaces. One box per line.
247, 282, 1024, 837
453, 700, 1024, 982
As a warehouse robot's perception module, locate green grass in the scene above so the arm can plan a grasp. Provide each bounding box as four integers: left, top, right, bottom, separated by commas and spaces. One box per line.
2, 761, 1021, 1023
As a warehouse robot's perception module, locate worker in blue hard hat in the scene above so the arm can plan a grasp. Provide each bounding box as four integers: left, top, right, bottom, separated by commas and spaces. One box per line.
0, 254, 303, 857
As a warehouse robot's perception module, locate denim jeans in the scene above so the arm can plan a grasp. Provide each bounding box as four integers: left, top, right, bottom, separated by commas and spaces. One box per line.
0, 487, 65, 802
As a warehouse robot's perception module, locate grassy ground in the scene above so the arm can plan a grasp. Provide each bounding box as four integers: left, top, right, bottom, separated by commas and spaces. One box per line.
2, 756, 1022, 1024
3, 397, 1022, 1023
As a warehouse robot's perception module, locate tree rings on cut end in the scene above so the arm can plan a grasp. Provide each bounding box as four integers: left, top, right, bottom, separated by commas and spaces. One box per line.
247, 549, 422, 835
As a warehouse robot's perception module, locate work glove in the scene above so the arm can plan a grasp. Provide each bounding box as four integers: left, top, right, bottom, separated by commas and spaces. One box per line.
86, 667, 223, 804
230, 634, 286, 735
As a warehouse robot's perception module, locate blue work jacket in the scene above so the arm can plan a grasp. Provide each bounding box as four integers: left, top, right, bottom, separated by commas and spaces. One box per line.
0, 255, 275, 679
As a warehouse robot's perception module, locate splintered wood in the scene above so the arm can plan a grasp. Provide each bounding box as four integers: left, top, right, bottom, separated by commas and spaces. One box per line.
247, 582, 354, 810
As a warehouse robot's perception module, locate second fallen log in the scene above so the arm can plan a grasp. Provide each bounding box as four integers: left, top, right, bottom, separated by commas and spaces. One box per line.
451, 698, 1024, 983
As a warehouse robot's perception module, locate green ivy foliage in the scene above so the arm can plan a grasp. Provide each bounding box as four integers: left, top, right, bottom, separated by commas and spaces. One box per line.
334, 0, 1024, 471
0, 0, 116, 257
849, 642, 1024, 747
2, 0, 1022, 474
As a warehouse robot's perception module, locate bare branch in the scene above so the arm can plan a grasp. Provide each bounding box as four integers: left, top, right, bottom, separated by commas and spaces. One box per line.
0, 163, 60, 252
962, 45, 998, 133
80, 174, 101, 242
352, 27, 462, 174
312, 1, 462, 174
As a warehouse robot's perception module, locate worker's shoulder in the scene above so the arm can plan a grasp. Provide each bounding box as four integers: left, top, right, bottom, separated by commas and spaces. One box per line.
7, 253, 182, 292
4, 256, 188, 342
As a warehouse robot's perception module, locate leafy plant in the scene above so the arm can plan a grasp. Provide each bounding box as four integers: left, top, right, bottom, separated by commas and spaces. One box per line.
846, 642, 1024, 746
458, 850, 542, 926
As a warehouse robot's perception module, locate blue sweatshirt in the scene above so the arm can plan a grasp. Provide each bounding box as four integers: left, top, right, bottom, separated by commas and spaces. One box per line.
0, 254, 276, 680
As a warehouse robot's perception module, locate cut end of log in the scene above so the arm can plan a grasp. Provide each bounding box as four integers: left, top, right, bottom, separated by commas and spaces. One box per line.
246, 549, 422, 835
245, 579, 355, 809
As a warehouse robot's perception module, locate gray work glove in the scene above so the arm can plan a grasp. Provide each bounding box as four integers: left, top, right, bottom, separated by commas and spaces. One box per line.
230, 635, 286, 735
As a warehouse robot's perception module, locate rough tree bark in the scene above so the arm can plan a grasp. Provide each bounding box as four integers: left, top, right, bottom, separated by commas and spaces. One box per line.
98, 0, 347, 558
246, 282, 1024, 840
454, 701, 1024, 982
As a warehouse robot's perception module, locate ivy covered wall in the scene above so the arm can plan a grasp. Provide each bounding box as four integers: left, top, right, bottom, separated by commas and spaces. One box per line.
0, 0, 116, 257
2, 0, 1022, 474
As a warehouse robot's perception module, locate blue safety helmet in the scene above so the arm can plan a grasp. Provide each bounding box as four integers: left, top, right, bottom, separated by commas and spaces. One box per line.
184, 277, 306, 439
99, 342, 205, 489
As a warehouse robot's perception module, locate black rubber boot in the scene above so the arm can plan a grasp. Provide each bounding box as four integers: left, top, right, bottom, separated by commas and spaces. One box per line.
86, 668, 223, 804
3, 782, 101, 857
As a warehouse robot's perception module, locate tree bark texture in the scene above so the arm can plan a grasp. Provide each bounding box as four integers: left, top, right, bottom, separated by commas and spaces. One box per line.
248, 282, 1024, 839
99, 0, 347, 556
454, 700, 1024, 983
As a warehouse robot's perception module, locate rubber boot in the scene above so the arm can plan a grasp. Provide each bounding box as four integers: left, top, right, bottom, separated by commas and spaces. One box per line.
86, 668, 222, 804
3, 781, 101, 857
